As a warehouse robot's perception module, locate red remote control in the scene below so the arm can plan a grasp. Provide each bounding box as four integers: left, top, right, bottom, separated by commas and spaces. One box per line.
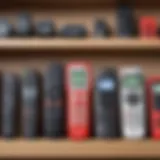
65, 62, 91, 140
147, 77, 160, 139
139, 17, 157, 38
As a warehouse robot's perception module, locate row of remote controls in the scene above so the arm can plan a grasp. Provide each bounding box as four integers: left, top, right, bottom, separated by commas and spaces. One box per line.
0, 5, 159, 38
0, 12, 108, 37
1, 63, 160, 140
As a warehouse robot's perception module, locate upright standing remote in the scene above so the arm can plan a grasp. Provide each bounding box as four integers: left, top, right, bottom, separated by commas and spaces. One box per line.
66, 62, 91, 140
2, 73, 18, 137
43, 63, 64, 137
117, 4, 136, 37
147, 77, 160, 139
94, 68, 119, 138
21, 70, 40, 137
119, 67, 146, 139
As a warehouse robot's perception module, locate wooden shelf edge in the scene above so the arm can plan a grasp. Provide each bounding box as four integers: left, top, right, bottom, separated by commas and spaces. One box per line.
0, 38, 159, 50
0, 139, 159, 158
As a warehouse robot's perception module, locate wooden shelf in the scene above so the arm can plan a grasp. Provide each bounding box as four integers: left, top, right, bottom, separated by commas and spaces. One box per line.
0, 38, 159, 51
0, 140, 159, 158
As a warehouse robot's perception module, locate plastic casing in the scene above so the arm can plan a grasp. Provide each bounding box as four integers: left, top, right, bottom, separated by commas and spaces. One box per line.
147, 77, 160, 139
65, 62, 91, 140
119, 67, 146, 139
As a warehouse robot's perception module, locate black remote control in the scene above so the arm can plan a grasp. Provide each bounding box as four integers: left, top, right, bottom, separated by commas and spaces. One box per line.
59, 24, 87, 37
15, 12, 33, 36
21, 70, 40, 137
117, 4, 136, 37
35, 20, 56, 37
43, 63, 64, 137
94, 19, 111, 37
2, 73, 18, 137
94, 68, 119, 138
0, 19, 13, 37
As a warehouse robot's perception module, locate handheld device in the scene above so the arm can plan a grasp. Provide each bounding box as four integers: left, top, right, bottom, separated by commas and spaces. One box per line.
139, 17, 157, 38
44, 63, 64, 137
21, 70, 40, 137
15, 12, 33, 36
119, 67, 146, 139
59, 24, 87, 37
66, 62, 91, 139
117, 4, 136, 37
35, 20, 56, 37
94, 19, 110, 37
147, 77, 160, 139
0, 19, 13, 37
2, 73, 18, 137
157, 28, 160, 37
94, 68, 119, 138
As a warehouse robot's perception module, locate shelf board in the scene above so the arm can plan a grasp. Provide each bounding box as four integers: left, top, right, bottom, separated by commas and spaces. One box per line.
0, 38, 159, 51
0, 139, 159, 158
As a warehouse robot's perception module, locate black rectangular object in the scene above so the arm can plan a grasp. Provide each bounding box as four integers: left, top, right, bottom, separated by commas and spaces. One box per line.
43, 63, 64, 137
2, 73, 18, 137
117, 5, 136, 37
94, 68, 119, 138
35, 20, 56, 37
59, 24, 87, 37
21, 70, 40, 137
94, 19, 111, 37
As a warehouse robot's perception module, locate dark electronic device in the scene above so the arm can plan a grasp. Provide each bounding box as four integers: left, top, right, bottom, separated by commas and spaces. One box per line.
43, 63, 64, 137
94, 68, 119, 138
2, 73, 18, 137
59, 24, 87, 37
0, 19, 13, 37
35, 20, 56, 37
117, 4, 136, 37
15, 13, 33, 36
94, 19, 110, 37
21, 70, 40, 137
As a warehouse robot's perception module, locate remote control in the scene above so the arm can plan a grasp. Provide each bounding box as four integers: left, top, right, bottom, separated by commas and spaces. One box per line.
59, 24, 87, 37
15, 12, 33, 36
117, 4, 136, 37
119, 67, 146, 139
94, 68, 119, 138
0, 19, 13, 37
94, 19, 110, 37
2, 73, 18, 137
66, 62, 91, 140
21, 70, 40, 137
43, 63, 64, 137
139, 17, 157, 38
147, 77, 160, 139
35, 20, 56, 37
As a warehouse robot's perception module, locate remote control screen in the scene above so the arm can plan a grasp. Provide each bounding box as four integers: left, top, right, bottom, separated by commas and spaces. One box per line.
152, 83, 160, 109
70, 68, 87, 89
98, 78, 115, 91
122, 75, 142, 88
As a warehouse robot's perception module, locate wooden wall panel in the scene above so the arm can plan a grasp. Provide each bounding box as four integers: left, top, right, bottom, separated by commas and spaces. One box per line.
0, 52, 159, 77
